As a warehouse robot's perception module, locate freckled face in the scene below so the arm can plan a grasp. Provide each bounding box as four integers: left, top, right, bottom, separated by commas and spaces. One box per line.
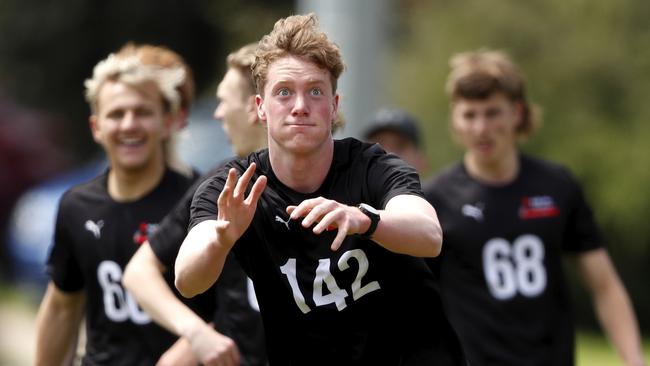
256, 55, 339, 156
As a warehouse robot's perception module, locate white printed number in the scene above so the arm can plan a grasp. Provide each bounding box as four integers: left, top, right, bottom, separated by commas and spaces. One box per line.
97, 261, 151, 324
482, 235, 546, 300
280, 249, 381, 314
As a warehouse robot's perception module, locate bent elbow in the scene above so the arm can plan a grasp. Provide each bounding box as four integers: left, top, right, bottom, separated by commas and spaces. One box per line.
174, 276, 195, 298
174, 278, 195, 299
122, 264, 136, 292
427, 223, 443, 257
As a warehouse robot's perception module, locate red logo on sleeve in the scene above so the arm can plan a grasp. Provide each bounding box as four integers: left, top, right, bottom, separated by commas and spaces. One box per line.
519, 196, 560, 219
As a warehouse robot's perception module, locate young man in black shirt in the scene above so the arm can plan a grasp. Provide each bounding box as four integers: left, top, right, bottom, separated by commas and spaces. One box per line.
123, 43, 268, 366
175, 13, 465, 366
423, 49, 645, 366
33, 45, 210, 365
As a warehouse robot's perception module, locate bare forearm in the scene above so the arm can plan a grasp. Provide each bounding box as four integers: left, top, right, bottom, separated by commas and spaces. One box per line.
594, 279, 646, 366
579, 250, 646, 366
175, 220, 229, 298
34, 284, 84, 366
372, 195, 442, 257
123, 244, 209, 336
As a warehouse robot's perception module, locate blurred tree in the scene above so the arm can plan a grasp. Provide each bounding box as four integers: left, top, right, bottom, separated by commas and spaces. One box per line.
390, 0, 650, 331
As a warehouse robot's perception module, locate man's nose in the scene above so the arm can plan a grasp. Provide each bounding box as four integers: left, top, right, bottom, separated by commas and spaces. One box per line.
291, 94, 308, 116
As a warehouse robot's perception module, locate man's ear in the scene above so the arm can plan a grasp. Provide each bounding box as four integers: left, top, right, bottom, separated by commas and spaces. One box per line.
331, 94, 340, 123
255, 94, 267, 126
246, 95, 259, 125
173, 109, 189, 130
89, 115, 102, 144
161, 112, 176, 139
514, 101, 525, 126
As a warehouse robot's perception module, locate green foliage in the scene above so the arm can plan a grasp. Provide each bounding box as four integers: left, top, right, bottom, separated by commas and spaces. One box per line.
391, 0, 650, 329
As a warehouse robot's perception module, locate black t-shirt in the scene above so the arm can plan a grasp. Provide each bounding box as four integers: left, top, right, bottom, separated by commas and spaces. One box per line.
423, 155, 603, 366
189, 138, 465, 366
149, 161, 267, 366
47, 168, 198, 366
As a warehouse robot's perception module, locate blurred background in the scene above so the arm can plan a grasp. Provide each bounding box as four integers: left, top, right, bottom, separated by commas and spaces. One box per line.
1, 0, 648, 364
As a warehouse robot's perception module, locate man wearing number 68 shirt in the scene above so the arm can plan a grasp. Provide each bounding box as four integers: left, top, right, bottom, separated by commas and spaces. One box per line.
423, 49, 645, 366
175, 13, 466, 366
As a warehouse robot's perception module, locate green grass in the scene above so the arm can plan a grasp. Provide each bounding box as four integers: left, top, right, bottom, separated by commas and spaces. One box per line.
2, 282, 650, 365
577, 331, 650, 366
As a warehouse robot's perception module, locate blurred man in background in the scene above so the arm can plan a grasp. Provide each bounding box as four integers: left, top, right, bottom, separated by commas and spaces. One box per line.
33, 44, 233, 365
362, 107, 428, 175
124, 43, 268, 366
423, 49, 646, 366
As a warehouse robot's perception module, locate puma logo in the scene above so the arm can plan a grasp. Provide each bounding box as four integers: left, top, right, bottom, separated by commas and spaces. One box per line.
461, 203, 484, 222
275, 215, 290, 230
85, 219, 104, 239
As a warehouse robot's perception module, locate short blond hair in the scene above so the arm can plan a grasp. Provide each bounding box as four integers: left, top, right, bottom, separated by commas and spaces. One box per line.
447, 49, 540, 138
116, 43, 195, 112
227, 43, 257, 97
84, 49, 186, 114
252, 13, 345, 95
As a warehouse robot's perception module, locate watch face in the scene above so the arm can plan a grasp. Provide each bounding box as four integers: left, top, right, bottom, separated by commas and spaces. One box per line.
359, 203, 379, 216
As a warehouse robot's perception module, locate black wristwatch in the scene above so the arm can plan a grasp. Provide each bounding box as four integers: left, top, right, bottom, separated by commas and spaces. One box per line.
358, 203, 380, 239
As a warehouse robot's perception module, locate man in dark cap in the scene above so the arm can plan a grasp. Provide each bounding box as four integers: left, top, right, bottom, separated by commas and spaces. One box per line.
363, 108, 428, 174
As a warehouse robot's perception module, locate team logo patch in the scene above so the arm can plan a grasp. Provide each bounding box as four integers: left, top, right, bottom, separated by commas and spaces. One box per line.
133, 222, 159, 245
519, 195, 559, 219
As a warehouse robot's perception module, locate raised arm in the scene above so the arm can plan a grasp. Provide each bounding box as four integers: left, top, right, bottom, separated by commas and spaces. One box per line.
576, 248, 647, 366
175, 164, 266, 298
34, 283, 85, 366
288, 194, 442, 257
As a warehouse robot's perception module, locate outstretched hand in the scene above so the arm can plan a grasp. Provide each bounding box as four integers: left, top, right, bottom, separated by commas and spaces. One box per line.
287, 197, 370, 251
216, 163, 267, 249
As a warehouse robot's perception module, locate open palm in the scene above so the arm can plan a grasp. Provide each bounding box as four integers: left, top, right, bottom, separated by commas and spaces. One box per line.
216, 163, 267, 249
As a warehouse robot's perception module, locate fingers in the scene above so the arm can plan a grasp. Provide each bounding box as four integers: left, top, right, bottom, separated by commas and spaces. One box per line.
331, 225, 348, 251
233, 163, 257, 200
288, 198, 355, 251
244, 175, 267, 206
286, 205, 296, 215
218, 168, 238, 208
289, 197, 326, 223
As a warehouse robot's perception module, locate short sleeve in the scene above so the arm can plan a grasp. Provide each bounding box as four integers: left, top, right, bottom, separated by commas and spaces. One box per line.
562, 172, 604, 253
366, 145, 423, 209
46, 194, 84, 292
188, 171, 228, 231
151, 164, 232, 266
148, 186, 195, 267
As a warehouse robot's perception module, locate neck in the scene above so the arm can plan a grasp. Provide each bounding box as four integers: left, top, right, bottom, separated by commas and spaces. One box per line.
464, 150, 519, 185
107, 161, 166, 202
269, 140, 334, 194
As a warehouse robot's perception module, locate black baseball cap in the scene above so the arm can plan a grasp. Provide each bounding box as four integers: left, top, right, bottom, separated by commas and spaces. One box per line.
362, 108, 421, 147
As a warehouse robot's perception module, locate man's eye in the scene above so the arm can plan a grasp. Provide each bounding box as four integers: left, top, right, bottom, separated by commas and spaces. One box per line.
106, 110, 124, 119
310, 88, 322, 96
277, 88, 290, 96
136, 108, 154, 117
463, 111, 475, 120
